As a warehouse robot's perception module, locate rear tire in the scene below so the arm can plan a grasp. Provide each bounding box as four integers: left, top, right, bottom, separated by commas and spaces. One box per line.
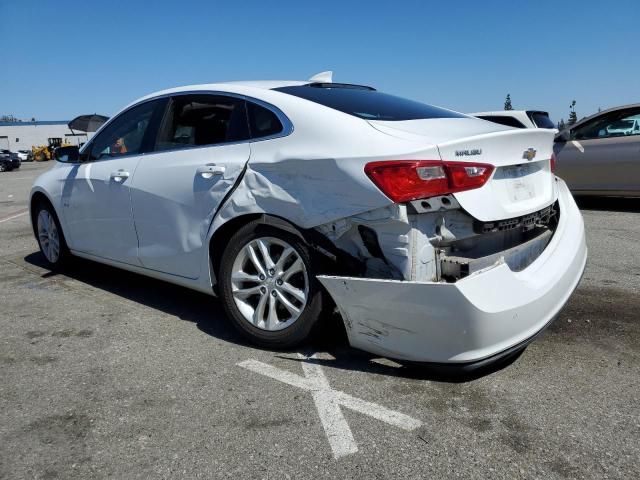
34, 202, 70, 269
218, 220, 324, 348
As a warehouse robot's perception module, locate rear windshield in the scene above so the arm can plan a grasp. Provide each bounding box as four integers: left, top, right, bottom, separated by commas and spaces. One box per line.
273, 85, 466, 121
528, 111, 555, 129
477, 115, 526, 128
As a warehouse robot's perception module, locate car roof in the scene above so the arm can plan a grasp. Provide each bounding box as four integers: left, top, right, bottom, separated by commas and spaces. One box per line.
121, 80, 310, 112
222, 80, 308, 89
137, 80, 307, 99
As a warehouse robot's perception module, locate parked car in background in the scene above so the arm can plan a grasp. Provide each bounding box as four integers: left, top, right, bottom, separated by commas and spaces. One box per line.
0, 149, 20, 169
17, 150, 33, 162
471, 110, 556, 129
554, 103, 640, 196
29, 74, 586, 367
0, 152, 14, 172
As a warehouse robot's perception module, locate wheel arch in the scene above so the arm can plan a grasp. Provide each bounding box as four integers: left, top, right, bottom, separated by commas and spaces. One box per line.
29, 190, 57, 238
207, 212, 363, 292
208, 213, 309, 289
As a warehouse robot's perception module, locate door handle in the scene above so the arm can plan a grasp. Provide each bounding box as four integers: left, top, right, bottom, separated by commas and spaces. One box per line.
196, 164, 225, 179
110, 169, 130, 183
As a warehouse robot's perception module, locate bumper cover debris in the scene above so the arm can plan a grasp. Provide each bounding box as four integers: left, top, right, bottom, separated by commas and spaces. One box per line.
318, 180, 586, 364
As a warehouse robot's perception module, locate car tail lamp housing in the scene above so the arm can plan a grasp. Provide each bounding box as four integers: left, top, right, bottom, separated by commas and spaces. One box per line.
364, 160, 494, 203
550, 152, 557, 173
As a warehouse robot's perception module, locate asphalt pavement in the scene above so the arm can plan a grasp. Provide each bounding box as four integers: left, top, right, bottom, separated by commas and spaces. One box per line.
1, 162, 638, 479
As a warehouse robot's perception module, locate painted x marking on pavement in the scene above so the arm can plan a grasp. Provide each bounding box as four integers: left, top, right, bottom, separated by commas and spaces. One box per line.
238, 354, 422, 458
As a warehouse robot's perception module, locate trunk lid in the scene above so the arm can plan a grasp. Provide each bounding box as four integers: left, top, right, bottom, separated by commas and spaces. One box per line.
369, 118, 557, 221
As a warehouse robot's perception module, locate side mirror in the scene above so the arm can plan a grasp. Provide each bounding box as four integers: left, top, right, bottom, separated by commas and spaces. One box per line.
554, 130, 570, 143
54, 145, 80, 163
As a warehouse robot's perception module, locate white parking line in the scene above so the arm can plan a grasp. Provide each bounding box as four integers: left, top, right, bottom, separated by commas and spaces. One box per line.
0, 209, 29, 224
238, 354, 422, 459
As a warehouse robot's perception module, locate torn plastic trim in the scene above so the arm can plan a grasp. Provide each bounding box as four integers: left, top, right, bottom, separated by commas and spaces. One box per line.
313, 203, 410, 280
438, 201, 559, 281
440, 229, 553, 279
313, 194, 559, 285
472, 203, 556, 234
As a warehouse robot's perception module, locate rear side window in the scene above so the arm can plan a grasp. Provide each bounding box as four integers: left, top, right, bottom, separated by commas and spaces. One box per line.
273, 85, 465, 121
155, 95, 249, 151
572, 108, 640, 140
247, 102, 283, 138
528, 111, 555, 129
477, 115, 526, 128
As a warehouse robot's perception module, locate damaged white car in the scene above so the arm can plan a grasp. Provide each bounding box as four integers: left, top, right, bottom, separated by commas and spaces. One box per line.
30, 72, 587, 366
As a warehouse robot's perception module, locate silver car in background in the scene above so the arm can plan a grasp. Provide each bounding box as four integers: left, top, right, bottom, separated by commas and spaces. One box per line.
554, 104, 640, 196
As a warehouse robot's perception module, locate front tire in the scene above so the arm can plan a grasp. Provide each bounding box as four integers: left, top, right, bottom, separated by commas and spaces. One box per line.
34, 202, 69, 268
218, 221, 324, 348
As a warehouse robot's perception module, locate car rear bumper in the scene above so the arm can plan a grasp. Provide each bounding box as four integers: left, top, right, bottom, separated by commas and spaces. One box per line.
318, 179, 586, 364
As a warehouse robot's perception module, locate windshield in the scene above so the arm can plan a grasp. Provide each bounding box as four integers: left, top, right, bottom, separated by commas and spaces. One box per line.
273, 85, 466, 121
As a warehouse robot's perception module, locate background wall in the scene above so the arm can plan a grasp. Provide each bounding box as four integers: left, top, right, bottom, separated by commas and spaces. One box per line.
0, 122, 93, 151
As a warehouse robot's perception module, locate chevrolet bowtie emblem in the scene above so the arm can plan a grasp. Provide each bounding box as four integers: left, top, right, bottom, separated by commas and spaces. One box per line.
522, 148, 537, 161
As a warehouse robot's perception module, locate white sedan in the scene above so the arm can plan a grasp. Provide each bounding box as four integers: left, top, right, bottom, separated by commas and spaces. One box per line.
30, 72, 587, 367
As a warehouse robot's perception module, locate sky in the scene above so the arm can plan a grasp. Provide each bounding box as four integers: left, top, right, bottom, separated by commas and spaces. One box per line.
1, 0, 638, 124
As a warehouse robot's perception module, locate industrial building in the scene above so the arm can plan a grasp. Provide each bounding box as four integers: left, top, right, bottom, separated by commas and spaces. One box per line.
0, 120, 94, 151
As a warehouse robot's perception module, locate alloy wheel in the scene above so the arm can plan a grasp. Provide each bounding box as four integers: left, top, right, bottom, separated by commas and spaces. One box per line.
230, 236, 309, 331
37, 209, 60, 264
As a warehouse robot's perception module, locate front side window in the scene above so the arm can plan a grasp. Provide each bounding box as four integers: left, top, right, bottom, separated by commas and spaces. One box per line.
573, 109, 640, 140
274, 84, 466, 121
154, 95, 249, 151
89, 100, 161, 160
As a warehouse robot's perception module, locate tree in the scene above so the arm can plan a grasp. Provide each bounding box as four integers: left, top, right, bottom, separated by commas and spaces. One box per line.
0, 114, 19, 122
504, 94, 513, 111
567, 100, 578, 126
557, 118, 566, 130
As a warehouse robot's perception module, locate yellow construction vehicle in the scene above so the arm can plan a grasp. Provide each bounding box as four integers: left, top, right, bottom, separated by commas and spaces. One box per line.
32, 138, 73, 161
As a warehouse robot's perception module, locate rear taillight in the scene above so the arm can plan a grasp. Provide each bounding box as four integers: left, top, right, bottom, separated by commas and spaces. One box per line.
550, 153, 557, 173
364, 160, 494, 203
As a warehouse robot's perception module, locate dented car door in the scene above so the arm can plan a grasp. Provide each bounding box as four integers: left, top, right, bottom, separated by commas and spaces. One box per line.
130, 94, 251, 279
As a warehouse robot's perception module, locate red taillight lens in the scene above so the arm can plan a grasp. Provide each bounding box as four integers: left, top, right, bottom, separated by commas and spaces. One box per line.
550, 153, 557, 173
364, 160, 494, 203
